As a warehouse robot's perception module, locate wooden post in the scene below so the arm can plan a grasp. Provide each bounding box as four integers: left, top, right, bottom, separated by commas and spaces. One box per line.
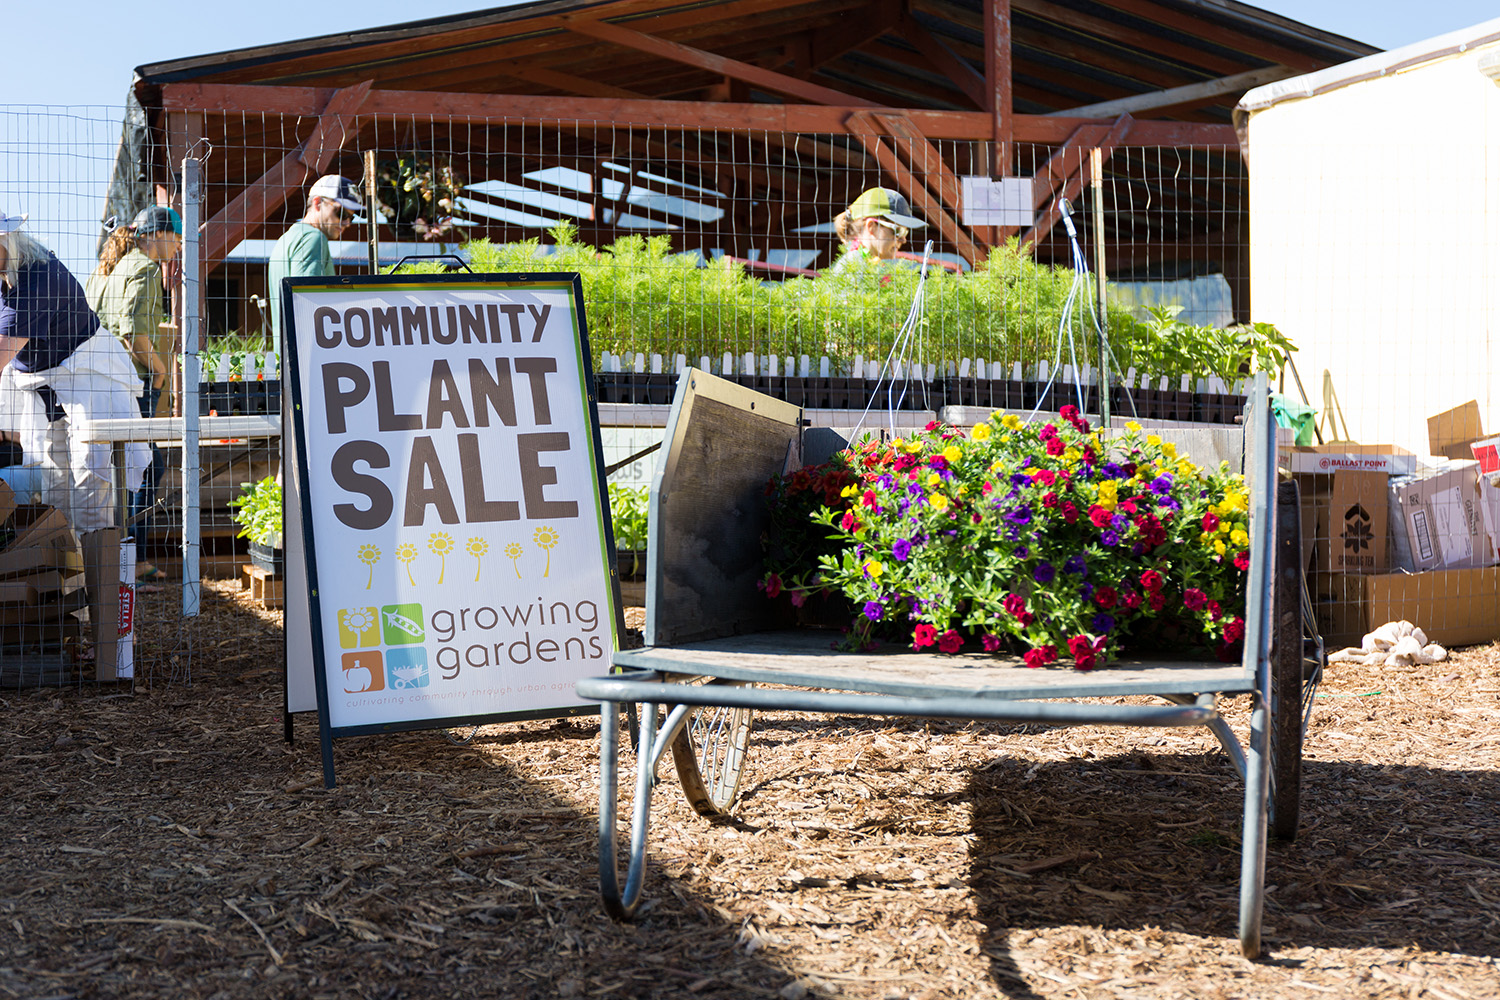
1090, 148, 1109, 426
984, 0, 1012, 177
364, 149, 379, 274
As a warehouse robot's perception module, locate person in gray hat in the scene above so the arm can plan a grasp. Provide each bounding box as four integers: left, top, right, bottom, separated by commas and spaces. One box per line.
829, 187, 927, 273
268, 174, 364, 339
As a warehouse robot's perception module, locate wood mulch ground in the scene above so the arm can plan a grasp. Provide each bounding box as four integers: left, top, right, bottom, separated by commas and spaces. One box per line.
0, 579, 1495, 999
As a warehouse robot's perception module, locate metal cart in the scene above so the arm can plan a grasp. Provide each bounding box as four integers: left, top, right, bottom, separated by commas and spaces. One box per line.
576, 370, 1314, 958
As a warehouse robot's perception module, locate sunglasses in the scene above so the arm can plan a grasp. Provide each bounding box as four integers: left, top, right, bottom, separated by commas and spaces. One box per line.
873, 219, 909, 241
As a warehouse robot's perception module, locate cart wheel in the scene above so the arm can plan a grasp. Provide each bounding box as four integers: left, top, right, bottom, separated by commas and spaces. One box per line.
670, 681, 754, 817
1271, 479, 1304, 840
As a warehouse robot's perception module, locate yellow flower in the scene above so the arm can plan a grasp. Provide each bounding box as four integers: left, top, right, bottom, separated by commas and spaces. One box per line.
942, 445, 962, 464
1146, 434, 1162, 447
1162, 442, 1178, 459
927, 472, 943, 488
1219, 520, 1233, 534
1063, 448, 1081, 465
904, 440, 923, 454
957, 484, 969, 497
864, 559, 884, 579
971, 423, 991, 442
841, 484, 859, 498
1231, 528, 1249, 547
929, 494, 950, 511
989, 460, 1005, 476
1125, 421, 1142, 433
1001, 414, 1022, 431
1214, 539, 1227, 556
1177, 460, 1197, 478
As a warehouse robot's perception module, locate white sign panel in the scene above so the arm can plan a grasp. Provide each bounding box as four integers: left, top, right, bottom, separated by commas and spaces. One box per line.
286, 276, 618, 734
960, 175, 1037, 227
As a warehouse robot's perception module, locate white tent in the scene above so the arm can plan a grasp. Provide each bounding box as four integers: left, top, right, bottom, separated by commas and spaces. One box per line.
1238, 19, 1500, 455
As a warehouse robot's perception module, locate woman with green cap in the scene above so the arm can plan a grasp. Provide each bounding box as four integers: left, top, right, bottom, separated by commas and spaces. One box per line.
829, 187, 927, 272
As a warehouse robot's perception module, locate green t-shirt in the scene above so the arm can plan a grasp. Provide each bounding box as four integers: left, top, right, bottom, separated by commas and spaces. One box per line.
84, 248, 164, 373
268, 220, 332, 341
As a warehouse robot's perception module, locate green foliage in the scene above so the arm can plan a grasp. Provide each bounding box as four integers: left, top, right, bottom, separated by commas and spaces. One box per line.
1113, 305, 1296, 384
374, 154, 463, 242
395, 229, 1294, 384
607, 483, 650, 552
227, 477, 282, 545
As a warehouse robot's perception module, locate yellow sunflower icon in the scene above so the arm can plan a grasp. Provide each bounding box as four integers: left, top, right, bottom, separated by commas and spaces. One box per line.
356, 543, 381, 589
428, 532, 456, 584
396, 542, 419, 586
533, 525, 560, 577
504, 542, 524, 579
466, 537, 489, 581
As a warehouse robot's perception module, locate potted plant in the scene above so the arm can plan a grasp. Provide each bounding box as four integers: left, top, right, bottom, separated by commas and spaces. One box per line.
608, 483, 649, 580
228, 476, 283, 574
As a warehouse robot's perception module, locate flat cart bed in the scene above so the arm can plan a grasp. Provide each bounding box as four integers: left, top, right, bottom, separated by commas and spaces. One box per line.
577, 370, 1306, 959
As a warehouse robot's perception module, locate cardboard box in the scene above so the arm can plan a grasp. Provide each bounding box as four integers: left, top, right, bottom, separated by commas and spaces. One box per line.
1312, 572, 1368, 649
0, 481, 14, 528
1429, 401, 1486, 462
1390, 464, 1496, 572
1471, 435, 1500, 475
1284, 443, 1416, 476
1363, 566, 1500, 648
1297, 471, 1388, 574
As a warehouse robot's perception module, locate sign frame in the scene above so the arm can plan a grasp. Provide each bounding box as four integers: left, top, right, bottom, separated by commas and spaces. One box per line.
282, 271, 624, 787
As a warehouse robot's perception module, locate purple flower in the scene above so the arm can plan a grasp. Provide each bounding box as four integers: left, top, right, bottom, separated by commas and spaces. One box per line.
1092, 613, 1116, 633
1111, 512, 1129, 531
1063, 554, 1089, 577
1151, 474, 1174, 494
878, 474, 896, 489
1100, 529, 1120, 547
892, 537, 913, 561
1013, 545, 1030, 559
1010, 473, 1032, 489
1079, 583, 1094, 601
863, 601, 884, 621
1033, 561, 1055, 584
1004, 505, 1033, 527
1100, 462, 1125, 479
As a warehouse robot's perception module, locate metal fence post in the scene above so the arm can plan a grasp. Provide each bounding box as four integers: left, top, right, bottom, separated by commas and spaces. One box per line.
180, 157, 202, 618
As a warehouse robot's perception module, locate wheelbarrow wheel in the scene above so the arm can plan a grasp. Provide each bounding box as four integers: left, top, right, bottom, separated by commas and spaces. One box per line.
671, 680, 754, 817
1271, 479, 1305, 840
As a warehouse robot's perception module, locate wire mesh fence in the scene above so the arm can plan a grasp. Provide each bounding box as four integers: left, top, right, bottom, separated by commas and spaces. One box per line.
8, 99, 1486, 687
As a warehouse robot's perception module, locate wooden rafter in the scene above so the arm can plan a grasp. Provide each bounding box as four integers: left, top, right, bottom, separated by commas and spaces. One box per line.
898, 14, 987, 109
1057, 65, 1296, 118
199, 81, 372, 264
801, 0, 903, 70
562, 16, 882, 107
846, 109, 983, 265
1020, 113, 1134, 248
159, 82, 1239, 147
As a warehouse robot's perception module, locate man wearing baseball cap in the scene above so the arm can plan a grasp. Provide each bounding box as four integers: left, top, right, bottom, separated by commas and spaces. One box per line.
268, 174, 364, 338
829, 187, 927, 272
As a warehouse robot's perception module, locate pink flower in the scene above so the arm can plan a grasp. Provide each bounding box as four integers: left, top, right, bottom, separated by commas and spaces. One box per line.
980, 633, 1003, 653
1140, 569, 1163, 593
912, 624, 937, 649
1202, 512, 1220, 532
937, 630, 963, 654
1183, 588, 1208, 611
1234, 551, 1250, 572
765, 574, 782, 599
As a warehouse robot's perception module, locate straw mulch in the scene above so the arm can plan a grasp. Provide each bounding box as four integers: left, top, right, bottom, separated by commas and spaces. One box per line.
0, 580, 1495, 999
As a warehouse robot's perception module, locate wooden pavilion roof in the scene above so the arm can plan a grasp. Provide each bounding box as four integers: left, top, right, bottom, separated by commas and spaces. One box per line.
126, 0, 1375, 307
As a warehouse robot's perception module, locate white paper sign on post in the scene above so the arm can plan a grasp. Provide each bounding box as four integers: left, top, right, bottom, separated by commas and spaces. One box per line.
283, 273, 621, 785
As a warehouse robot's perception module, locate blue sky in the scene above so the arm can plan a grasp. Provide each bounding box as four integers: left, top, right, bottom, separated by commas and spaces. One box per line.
3, 0, 1498, 269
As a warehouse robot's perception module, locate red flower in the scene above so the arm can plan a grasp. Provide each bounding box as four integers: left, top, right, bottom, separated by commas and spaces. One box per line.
862, 489, 877, 508
1140, 569, 1163, 592
1123, 590, 1143, 610
1023, 647, 1055, 669
1089, 505, 1113, 528
1081, 446, 1096, 465
1061, 502, 1079, 524
937, 630, 963, 654
1207, 600, 1223, 621
1059, 404, 1079, 423
840, 511, 861, 531
1148, 592, 1166, 612
765, 574, 782, 599
1040, 491, 1057, 509
1183, 588, 1208, 611
912, 624, 938, 649
1016, 611, 1035, 626
1118, 499, 1137, 515
1045, 437, 1066, 457
982, 482, 995, 496
1233, 551, 1250, 572
1003, 593, 1027, 617
925, 420, 940, 432
1223, 617, 1246, 644
1034, 469, 1057, 486
980, 633, 1003, 653
1039, 423, 1059, 440
1202, 512, 1220, 532
1068, 634, 1097, 671
1095, 586, 1118, 609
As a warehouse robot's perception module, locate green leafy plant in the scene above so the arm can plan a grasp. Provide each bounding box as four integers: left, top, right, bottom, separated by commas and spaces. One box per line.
608, 483, 650, 551
375, 154, 463, 242
1115, 305, 1295, 384
228, 477, 283, 546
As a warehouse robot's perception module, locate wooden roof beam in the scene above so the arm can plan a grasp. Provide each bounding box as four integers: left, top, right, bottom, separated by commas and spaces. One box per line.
561, 15, 882, 107
804, 0, 904, 70
1057, 65, 1296, 118
899, 12, 987, 109
1097, 0, 1329, 73
1021, 114, 1133, 248
199, 81, 372, 264
1010, 0, 1245, 77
